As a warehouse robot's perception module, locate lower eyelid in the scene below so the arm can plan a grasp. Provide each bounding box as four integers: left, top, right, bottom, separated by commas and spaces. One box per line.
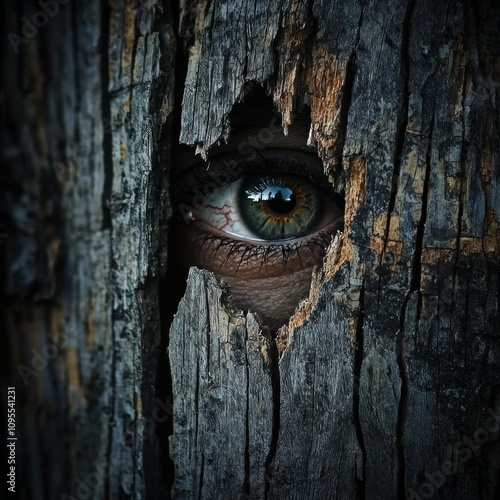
188, 219, 334, 247
177, 221, 335, 276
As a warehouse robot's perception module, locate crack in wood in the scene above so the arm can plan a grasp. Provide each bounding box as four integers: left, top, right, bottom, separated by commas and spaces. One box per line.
396, 294, 410, 498
353, 283, 366, 499
263, 339, 280, 500
100, 1, 113, 231
197, 452, 204, 500
243, 327, 251, 497
383, 0, 416, 258
390, 1, 417, 496
337, 5, 364, 169
415, 107, 435, 329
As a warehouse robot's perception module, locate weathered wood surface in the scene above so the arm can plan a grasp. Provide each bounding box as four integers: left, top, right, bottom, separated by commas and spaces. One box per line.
169, 268, 274, 499
2, 1, 173, 498
171, 0, 500, 499
2, 0, 500, 499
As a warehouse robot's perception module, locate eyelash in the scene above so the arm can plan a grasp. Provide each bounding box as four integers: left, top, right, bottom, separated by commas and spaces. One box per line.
176, 150, 339, 203
193, 228, 338, 271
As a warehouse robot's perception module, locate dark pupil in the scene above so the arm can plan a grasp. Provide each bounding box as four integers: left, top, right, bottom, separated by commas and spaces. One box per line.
264, 187, 296, 214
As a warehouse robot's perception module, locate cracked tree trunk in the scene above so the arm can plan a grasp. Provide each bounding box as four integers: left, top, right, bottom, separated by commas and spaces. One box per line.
2, 1, 174, 498
2, 0, 500, 500
169, 0, 500, 499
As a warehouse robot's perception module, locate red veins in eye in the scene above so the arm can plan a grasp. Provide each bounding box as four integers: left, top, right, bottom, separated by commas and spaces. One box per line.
203, 203, 238, 231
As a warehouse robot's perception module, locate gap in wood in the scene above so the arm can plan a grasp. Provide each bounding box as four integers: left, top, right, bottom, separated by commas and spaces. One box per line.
156, 4, 190, 494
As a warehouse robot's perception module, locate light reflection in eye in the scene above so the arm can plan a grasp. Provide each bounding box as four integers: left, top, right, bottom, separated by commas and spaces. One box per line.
246, 184, 293, 202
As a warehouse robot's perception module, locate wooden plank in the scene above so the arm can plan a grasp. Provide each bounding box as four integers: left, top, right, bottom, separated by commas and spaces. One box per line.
2, 1, 173, 497
270, 274, 362, 499
169, 268, 274, 499
172, 0, 500, 498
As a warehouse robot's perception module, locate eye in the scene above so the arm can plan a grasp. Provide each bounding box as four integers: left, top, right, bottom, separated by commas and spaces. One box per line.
239, 173, 321, 240
188, 169, 340, 243
170, 148, 344, 331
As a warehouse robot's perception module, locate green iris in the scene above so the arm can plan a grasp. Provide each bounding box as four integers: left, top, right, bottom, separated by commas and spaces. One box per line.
239, 174, 322, 240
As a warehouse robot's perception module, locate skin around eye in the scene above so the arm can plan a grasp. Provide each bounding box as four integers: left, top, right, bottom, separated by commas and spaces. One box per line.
171, 149, 344, 331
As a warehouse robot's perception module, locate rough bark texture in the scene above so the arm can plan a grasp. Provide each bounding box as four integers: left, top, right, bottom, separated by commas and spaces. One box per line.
170, 0, 500, 499
2, 1, 173, 498
2, 0, 500, 499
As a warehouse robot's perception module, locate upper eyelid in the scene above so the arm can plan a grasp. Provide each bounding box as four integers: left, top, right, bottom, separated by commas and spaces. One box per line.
172, 119, 314, 173
173, 149, 326, 187
172, 149, 344, 213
